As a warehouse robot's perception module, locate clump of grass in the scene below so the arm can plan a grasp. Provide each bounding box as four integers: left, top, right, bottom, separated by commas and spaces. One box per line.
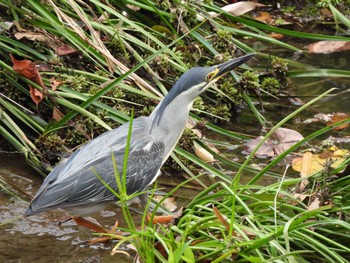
105, 90, 350, 262
111, 168, 350, 262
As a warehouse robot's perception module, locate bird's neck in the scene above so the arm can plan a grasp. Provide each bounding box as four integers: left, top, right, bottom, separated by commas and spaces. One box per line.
149, 90, 195, 156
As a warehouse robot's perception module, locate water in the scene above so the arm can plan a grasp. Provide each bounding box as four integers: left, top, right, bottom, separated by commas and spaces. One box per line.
0, 153, 194, 262
0, 154, 134, 262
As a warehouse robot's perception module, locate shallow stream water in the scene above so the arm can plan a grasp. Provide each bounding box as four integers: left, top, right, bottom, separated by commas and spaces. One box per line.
0, 154, 130, 262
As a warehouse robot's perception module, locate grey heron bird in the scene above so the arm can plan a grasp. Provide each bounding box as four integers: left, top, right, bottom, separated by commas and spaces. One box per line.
25, 54, 254, 229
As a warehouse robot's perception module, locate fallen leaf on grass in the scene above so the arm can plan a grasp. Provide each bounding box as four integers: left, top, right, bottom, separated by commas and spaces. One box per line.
213, 205, 230, 232
146, 213, 175, 224
154, 242, 168, 259
50, 77, 63, 91
197, 1, 265, 21
10, 54, 44, 86
245, 127, 304, 158
300, 152, 313, 178
29, 87, 44, 105
292, 149, 349, 175
10, 54, 45, 106
295, 152, 313, 192
253, 11, 272, 23
269, 33, 284, 39
53, 107, 64, 122
308, 194, 323, 211
14, 31, 49, 42
307, 41, 350, 54
56, 44, 78, 56
293, 193, 308, 202
194, 145, 215, 162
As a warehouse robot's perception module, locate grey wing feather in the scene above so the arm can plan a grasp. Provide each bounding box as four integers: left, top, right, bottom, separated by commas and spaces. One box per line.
27, 117, 165, 215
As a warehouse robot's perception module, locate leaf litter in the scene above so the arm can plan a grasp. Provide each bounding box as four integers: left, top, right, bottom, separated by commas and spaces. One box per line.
245, 127, 304, 159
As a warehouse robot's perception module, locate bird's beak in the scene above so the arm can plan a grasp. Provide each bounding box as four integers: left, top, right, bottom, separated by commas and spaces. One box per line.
215, 53, 255, 80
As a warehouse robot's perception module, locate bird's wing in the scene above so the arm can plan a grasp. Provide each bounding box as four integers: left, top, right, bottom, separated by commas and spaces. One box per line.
28, 117, 165, 213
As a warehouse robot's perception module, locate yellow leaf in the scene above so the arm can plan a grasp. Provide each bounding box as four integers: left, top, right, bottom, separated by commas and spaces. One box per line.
292, 149, 349, 175
300, 152, 313, 178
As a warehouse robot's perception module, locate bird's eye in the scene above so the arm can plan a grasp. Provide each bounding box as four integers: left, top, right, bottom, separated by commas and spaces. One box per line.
206, 69, 218, 82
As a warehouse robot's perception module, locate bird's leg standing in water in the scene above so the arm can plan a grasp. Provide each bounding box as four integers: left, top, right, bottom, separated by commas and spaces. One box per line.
139, 193, 176, 224
72, 216, 109, 233
72, 217, 126, 244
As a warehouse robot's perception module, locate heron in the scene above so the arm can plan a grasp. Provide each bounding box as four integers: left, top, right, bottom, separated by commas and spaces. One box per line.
25, 53, 254, 232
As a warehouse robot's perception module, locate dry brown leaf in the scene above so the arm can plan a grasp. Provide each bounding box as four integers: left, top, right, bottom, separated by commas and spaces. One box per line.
269, 33, 284, 39
308, 195, 322, 211
29, 86, 44, 106
307, 41, 350, 54
197, 1, 265, 21
194, 146, 215, 162
126, 4, 140, 11
293, 193, 308, 202
10, 54, 44, 85
14, 31, 49, 42
10, 54, 45, 106
245, 127, 304, 159
213, 205, 230, 232
326, 112, 349, 131
56, 44, 78, 56
146, 213, 174, 224
253, 11, 272, 23
50, 77, 63, 91
221, 1, 265, 16
245, 136, 274, 158
153, 242, 168, 259
53, 107, 64, 122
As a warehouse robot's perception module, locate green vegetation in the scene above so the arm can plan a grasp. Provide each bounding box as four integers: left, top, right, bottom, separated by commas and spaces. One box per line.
0, 0, 350, 262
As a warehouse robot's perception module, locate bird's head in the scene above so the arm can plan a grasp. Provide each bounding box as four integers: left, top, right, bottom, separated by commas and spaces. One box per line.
152, 53, 255, 126
175, 53, 255, 95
